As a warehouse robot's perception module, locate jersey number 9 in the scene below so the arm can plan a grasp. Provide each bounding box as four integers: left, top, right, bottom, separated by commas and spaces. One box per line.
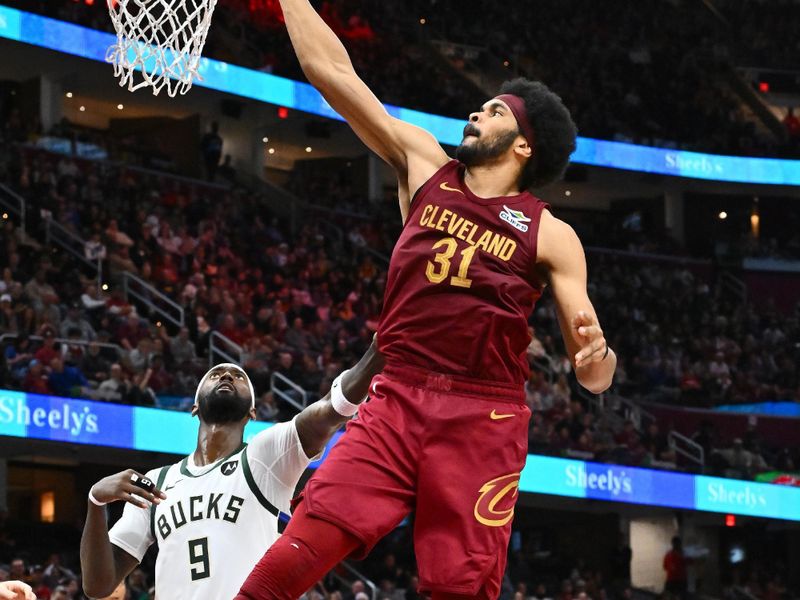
189, 537, 210, 581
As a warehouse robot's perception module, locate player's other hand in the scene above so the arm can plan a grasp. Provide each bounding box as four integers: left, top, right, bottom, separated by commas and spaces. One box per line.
91, 469, 167, 509
573, 310, 607, 368
0, 580, 36, 600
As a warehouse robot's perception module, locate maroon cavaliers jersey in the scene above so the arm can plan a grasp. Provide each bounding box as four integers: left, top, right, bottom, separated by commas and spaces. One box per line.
378, 160, 549, 386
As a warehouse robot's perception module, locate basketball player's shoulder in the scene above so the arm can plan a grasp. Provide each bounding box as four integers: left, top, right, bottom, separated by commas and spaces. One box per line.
246, 418, 302, 461
536, 209, 584, 267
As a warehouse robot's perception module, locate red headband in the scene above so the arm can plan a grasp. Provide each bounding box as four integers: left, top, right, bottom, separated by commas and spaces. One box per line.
496, 94, 536, 150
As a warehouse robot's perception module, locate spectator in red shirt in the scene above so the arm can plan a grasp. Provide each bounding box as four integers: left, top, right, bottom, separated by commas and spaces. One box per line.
115, 312, 148, 350
23, 360, 52, 395
34, 330, 60, 366
785, 108, 800, 153
29, 564, 52, 600
663, 536, 691, 599
615, 420, 639, 448
783, 107, 800, 139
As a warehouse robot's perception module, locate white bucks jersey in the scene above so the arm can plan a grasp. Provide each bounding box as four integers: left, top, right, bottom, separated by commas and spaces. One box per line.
109, 419, 313, 599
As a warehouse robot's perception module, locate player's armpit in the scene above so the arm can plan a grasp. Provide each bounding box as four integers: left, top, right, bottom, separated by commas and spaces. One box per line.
341, 336, 385, 402
537, 212, 616, 394
294, 339, 385, 458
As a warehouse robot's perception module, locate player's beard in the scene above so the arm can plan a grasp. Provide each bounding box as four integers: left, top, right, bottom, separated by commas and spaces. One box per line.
197, 388, 251, 424
455, 128, 519, 167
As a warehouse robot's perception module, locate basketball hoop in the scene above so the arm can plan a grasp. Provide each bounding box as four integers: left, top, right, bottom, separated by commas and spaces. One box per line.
106, 0, 219, 97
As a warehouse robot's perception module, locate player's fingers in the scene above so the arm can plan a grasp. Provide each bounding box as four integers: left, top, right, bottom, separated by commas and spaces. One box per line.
0, 586, 16, 600
577, 325, 603, 339
125, 470, 162, 499
0, 581, 33, 600
123, 483, 161, 505
119, 468, 146, 487
575, 337, 606, 366
122, 490, 149, 509
572, 311, 593, 330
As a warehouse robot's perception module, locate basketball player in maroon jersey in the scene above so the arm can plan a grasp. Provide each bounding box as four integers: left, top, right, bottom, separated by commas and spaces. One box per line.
236, 2, 616, 599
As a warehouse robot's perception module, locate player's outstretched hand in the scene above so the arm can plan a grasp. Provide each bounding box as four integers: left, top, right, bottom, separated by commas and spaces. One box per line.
573, 310, 608, 368
91, 469, 167, 509
0, 580, 36, 600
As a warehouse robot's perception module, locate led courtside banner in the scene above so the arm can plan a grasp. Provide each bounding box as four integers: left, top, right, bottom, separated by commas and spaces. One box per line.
2, 389, 799, 521
2, 5, 800, 185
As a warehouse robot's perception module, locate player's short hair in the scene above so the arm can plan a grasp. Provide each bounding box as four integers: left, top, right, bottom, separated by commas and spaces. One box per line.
498, 78, 577, 189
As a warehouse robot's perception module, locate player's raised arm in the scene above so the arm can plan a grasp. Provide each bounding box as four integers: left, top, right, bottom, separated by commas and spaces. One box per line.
294, 337, 385, 458
277, 0, 448, 216
537, 212, 616, 394
80, 469, 166, 598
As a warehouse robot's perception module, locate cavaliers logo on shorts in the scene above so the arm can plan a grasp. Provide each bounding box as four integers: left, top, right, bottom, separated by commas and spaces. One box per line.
473, 473, 520, 527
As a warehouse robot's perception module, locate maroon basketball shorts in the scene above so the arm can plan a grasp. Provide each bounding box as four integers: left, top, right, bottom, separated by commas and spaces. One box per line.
299, 363, 530, 597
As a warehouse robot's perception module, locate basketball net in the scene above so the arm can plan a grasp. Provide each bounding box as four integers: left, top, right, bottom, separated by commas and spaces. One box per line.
106, 0, 219, 97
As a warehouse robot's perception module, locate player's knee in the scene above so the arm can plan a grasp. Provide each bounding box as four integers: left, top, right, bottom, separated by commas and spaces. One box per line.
237, 534, 320, 600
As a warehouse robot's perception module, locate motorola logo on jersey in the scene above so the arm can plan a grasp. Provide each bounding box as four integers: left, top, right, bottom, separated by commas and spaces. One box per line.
221, 461, 239, 476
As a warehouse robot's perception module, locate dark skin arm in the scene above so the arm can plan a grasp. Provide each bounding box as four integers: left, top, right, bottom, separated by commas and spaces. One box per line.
295, 338, 385, 458
80, 469, 166, 598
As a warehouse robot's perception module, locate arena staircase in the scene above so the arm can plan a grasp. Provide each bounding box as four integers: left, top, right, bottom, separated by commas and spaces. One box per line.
327, 562, 379, 600
692, 0, 788, 144
0, 182, 27, 232
535, 355, 705, 471
423, 34, 509, 98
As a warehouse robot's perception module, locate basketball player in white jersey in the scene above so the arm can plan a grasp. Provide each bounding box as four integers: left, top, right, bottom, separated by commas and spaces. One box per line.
80, 342, 383, 600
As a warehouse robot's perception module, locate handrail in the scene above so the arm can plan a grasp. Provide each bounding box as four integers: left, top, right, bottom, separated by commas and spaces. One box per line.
23, 141, 230, 192
0, 183, 26, 232
669, 430, 706, 471
269, 372, 308, 413
317, 220, 344, 246
208, 331, 243, 369
122, 272, 184, 328
334, 562, 379, 600
721, 271, 747, 304
530, 355, 556, 384
600, 393, 657, 430
44, 218, 100, 273
584, 246, 712, 266
0, 333, 124, 358
306, 202, 374, 221
44, 217, 104, 295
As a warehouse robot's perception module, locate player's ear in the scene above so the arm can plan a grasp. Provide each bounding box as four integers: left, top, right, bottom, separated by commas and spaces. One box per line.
514, 138, 533, 159
249, 407, 257, 421
191, 404, 199, 417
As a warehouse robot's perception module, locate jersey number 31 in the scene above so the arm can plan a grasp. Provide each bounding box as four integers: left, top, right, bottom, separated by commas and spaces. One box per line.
425, 237, 477, 288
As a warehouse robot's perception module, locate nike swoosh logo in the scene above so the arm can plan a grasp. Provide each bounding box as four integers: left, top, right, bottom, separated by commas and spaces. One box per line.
490, 410, 515, 421
164, 480, 184, 491
440, 182, 464, 194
